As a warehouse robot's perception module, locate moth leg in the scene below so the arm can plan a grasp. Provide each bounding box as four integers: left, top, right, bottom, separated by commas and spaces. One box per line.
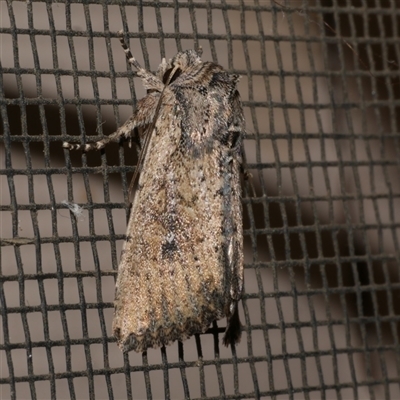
63, 92, 161, 152
62, 116, 138, 152
63, 32, 165, 152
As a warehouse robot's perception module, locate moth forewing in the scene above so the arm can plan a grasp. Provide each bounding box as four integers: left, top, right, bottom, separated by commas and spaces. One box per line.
63, 32, 245, 352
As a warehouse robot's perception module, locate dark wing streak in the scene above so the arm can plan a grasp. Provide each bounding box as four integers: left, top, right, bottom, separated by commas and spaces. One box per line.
128, 86, 166, 199
128, 63, 181, 199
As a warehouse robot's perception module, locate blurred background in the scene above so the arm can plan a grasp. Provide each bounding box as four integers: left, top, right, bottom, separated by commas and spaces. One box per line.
1, 0, 400, 399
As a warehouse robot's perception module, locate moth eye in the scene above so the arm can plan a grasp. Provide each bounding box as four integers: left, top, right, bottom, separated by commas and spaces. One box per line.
163, 67, 182, 84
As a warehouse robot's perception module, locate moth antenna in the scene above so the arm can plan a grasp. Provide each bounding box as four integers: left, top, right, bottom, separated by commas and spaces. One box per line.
128, 87, 166, 199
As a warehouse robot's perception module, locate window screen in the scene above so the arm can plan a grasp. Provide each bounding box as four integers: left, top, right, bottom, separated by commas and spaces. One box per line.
1, 1, 400, 399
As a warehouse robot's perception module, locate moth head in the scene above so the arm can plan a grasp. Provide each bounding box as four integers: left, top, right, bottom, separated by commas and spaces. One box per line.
163, 48, 203, 84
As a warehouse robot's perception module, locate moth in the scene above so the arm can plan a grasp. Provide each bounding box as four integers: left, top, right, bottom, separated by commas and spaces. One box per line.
63, 31, 245, 352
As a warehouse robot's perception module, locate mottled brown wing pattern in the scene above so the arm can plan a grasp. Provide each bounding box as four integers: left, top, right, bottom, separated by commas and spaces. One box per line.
64, 32, 245, 352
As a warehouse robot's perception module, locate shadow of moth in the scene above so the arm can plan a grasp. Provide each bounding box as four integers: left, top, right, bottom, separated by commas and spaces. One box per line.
63, 31, 245, 352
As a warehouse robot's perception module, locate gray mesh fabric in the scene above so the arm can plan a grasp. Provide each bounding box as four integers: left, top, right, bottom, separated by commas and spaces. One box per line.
1, 1, 400, 399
